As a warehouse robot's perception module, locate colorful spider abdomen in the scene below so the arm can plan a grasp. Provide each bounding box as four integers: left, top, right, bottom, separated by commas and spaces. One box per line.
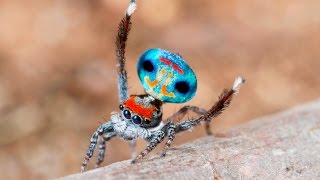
137, 48, 197, 103
122, 95, 163, 128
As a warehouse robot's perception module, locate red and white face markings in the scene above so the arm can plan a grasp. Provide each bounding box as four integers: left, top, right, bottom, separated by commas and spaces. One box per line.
121, 95, 163, 128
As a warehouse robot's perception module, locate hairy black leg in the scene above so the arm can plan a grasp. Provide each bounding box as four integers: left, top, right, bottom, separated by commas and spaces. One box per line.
160, 122, 176, 157
116, 0, 136, 103
175, 77, 245, 134
131, 131, 165, 164
81, 128, 102, 172
81, 122, 114, 172
167, 105, 213, 135
95, 132, 116, 168
95, 138, 105, 168
115, 0, 138, 159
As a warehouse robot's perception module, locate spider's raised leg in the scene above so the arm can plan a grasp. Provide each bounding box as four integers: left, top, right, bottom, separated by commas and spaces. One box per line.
115, 0, 136, 103
167, 106, 206, 122
131, 131, 165, 164
115, 0, 137, 157
81, 122, 115, 172
167, 105, 212, 135
175, 77, 245, 134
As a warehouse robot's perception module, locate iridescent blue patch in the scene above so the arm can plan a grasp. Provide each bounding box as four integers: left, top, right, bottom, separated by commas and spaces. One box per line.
137, 48, 197, 103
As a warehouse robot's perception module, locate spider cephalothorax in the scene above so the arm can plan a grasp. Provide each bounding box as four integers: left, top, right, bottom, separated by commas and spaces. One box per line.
81, 0, 245, 172
121, 94, 163, 128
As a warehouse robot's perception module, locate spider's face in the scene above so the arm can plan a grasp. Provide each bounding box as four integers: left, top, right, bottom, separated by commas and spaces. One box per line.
120, 95, 163, 128
137, 48, 197, 103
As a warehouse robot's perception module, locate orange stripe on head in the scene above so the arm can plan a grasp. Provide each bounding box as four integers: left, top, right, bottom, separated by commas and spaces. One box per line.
123, 96, 155, 120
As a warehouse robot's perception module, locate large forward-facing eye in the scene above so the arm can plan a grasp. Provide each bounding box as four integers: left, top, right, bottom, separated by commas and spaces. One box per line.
123, 110, 131, 119
132, 115, 142, 124
142, 60, 154, 72
175, 81, 190, 94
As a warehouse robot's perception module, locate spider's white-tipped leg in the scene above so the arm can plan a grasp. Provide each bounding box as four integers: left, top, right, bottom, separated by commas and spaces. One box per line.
232, 76, 246, 94
174, 76, 245, 135
126, 0, 137, 16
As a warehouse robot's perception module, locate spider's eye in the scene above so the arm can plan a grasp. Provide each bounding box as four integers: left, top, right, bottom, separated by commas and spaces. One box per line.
123, 110, 131, 119
175, 81, 190, 94
119, 105, 124, 110
132, 115, 142, 124
142, 60, 154, 72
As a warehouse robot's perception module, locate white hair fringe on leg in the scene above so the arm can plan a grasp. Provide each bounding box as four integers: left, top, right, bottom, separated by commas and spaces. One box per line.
232, 76, 246, 94
126, 0, 137, 16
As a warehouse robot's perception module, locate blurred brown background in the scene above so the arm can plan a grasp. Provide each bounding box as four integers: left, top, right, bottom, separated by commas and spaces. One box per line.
0, 0, 319, 179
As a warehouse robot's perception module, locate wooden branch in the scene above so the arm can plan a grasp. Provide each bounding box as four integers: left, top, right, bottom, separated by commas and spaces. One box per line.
59, 99, 320, 179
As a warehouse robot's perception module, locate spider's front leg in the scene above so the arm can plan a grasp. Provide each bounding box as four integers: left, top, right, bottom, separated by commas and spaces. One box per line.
115, 0, 138, 158
115, 0, 136, 103
160, 121, 176, 157
95, 131, 116, 168
81, 122, 115, 172
175, 77, 245, 134
131, 131, 165, 164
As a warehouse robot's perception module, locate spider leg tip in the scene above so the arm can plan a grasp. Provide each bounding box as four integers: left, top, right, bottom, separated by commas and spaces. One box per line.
126, 0, 137, 16
131, 159, 137, 164
160, 152, 166, 157
232, 76, 245, 93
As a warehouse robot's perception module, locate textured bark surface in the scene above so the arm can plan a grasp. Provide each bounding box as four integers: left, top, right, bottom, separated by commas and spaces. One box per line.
59, 100, 320, 179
